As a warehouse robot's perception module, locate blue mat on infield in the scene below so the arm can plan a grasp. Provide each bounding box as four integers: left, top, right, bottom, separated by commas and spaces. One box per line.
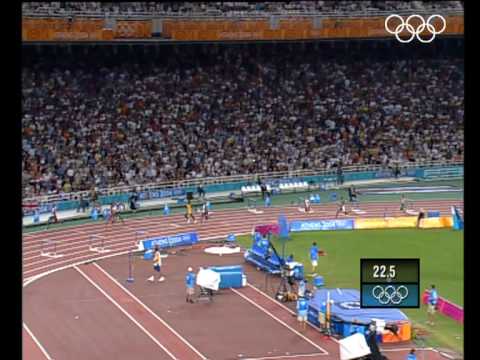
309, 288, 408, 324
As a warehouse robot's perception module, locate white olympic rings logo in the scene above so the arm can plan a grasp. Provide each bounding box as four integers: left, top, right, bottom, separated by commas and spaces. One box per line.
385, 14, 446, 43
372, 285, 409, 305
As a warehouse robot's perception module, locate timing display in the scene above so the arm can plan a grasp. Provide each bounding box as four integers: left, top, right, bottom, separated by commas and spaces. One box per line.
360, 258, 420, 308
361, 259, 419, 283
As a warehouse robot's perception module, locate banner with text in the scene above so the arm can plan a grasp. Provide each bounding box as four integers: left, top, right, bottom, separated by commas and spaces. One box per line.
139, 232, 198, 251
290, 219, 354, 232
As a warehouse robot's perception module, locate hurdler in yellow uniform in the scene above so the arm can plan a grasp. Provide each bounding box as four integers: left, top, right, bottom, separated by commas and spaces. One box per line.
147, 245, 165, 282
185, 202, 196, 224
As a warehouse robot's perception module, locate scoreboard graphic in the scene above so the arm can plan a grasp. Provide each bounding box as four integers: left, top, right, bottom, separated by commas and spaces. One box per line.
360, 259, 420, 308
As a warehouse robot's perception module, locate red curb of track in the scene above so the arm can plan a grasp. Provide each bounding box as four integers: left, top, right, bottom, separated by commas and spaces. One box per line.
75, 262, 206, 360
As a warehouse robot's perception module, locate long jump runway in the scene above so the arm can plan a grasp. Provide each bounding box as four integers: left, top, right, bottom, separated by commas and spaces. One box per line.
23, 200, 462, 360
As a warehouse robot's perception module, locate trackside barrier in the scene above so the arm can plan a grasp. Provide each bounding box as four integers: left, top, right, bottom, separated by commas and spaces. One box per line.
256, 215, 455, 233
290, 219, 354, 232
89, 234, 110, 253
422, 290, 463, 323
138, 232, 198, 251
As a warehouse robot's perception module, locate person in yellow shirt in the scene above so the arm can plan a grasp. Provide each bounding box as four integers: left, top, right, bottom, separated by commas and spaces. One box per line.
185, 201, 196, 224
147, 245, 165, 282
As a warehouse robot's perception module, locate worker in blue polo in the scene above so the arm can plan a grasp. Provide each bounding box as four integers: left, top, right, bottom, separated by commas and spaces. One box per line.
426, 284, 439, 326
309, 242, 319, 275
296, 296, 309, 331
406, 349, 417, 360
185, 267, 196, 303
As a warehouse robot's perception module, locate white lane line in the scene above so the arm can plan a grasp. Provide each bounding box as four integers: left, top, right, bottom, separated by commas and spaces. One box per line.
23, 218, 260, 256
23, 232, 234, 278
92, 262, 207, 360
23, 202, 457, 249
22, 222, 254, 266
245, 283, 341, 345
23, 233, 238, 287
230, 288, 328, 354
23, 250, 132, 287
23, 204, 446, 256
23, 201, 459, 242
23, 322, 53, 360
245, 353, 327, 360
73, 265, 177, 360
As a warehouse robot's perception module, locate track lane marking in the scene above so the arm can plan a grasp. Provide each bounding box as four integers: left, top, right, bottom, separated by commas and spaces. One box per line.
73, 265, 178, 359
230, 287, 329, 355
92, 262, 207, 360
23, 323, 53, 360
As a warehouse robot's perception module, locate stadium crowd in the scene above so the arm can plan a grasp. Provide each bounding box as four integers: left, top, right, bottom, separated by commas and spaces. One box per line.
23, 1, 464, 16
22, 46, 464, 197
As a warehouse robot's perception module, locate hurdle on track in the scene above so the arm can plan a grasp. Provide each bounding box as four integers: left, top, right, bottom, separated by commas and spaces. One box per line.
134, 230, 148, 248
40, 240, 63, 258
247, 198, 264, 214
297, 197, 315, 213
350, 200, 366, 214
126, 248, 135, 283
89, 234, 110, 253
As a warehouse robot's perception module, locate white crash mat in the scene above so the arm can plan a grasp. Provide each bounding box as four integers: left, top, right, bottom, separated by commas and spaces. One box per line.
204, 246, 241, 255
196, 268, 221, 291
339, 333, 371, 360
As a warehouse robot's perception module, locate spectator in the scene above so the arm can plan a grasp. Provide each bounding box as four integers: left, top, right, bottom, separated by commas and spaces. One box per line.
22, 1, 465, 15
22, 46, 463, 198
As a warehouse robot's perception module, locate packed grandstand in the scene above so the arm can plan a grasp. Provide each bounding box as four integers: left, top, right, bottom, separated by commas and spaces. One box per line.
23, 1, 464, 16
22, 43, 464, 198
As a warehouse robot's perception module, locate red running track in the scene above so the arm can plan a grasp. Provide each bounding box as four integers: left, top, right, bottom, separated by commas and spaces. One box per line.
23, 200, 463, 360
23, 200, 462, 281
75, 262, 206, 360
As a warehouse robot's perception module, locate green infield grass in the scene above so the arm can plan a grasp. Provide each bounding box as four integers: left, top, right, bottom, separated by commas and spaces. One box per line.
237, 228, 463, 354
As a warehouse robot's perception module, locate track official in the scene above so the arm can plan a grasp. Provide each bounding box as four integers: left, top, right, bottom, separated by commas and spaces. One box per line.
309, 242, 319, 275
185, 267, 196, 303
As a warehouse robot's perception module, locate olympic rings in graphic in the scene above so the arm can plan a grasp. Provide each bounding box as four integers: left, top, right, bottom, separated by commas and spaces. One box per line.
372, 285, 409, 305
385, 14, 446, 43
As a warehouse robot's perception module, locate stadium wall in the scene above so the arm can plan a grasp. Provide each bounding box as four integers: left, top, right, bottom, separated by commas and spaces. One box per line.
22, 15, 463, 42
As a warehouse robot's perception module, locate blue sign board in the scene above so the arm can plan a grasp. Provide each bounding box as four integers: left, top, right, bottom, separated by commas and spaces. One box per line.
289, 219, 354, 232
140, 232, 198, 251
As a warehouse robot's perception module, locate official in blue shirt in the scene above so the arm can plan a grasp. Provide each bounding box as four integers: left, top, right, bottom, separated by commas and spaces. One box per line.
406, 349, 417, 360
427, 284, 439, 326
185, 267, 196, 303
296, 297, 309, 331
309, 242, 319, 275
